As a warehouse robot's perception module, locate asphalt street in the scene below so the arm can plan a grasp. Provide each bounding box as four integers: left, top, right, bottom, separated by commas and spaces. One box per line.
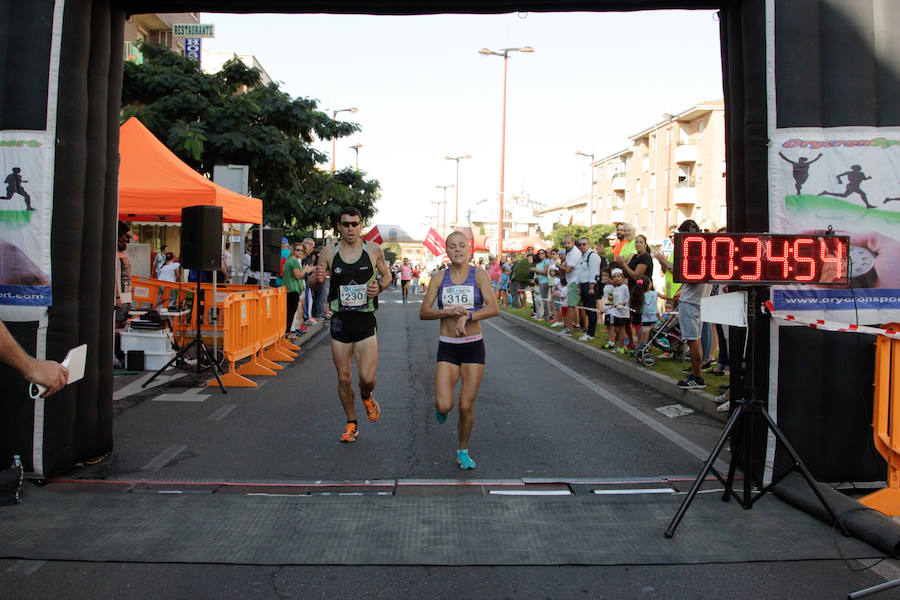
2, 286, 899, 599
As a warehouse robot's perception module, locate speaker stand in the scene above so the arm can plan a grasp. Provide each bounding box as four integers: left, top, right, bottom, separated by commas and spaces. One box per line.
142, 277, 227, 394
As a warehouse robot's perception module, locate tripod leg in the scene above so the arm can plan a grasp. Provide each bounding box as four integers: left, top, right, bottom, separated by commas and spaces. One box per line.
848, 578, 900, 599
199, 342, 227, 394
142, 338, 196, 388
665, 405, 743, 538
760, 409, 848, 535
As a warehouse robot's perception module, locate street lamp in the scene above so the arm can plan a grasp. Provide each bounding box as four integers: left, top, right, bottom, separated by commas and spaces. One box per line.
435, 184, 454, 237
445, 154, 471, 228
331, 106, 358, 172
349, 143, 363, 170
662, 113, 675, 234
478, 45, 534, 259
575, 151, 595, 228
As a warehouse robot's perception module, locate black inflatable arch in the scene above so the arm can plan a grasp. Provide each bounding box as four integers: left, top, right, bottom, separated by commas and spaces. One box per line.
1, 0, 895, 478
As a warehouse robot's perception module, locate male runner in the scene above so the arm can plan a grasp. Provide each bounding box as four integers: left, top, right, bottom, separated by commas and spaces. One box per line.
310, 207, 392, 443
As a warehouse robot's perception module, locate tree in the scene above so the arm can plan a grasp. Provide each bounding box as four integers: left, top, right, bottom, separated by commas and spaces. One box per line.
546, 223, 616, 251
382, 242, 400, 266
121, 42, 380, 231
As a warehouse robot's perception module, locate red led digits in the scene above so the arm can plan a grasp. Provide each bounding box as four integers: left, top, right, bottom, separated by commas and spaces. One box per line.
711, 236, 735, 280
739, 237, 763, 281
765, 239, 790, 279
681, 236, 707, 281
792, 238, 816, 281
673, 233, 849, 285
820, 237, 846, 281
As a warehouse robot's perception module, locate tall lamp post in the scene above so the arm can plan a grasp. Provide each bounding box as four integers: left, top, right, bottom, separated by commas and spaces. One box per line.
331, 106, 358, 172
435, 184, 454, 237
575, 151, 595, 228
444, 154, 471, 228
478, 45, 534, 259
662, 113, 675, 234
349, 143, 363, 170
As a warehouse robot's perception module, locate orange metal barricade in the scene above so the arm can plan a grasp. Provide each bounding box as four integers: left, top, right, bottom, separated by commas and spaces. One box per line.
207, 291, 274, 388
860, 323, 900, 516
255, 288, 293, 365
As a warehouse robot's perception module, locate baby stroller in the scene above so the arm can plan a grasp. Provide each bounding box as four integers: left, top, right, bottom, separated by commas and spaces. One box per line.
635, 311, 687, 367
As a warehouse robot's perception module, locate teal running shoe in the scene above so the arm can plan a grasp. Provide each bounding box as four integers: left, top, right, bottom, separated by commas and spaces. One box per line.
457, 449, 476, 470
435, 409, 448, 424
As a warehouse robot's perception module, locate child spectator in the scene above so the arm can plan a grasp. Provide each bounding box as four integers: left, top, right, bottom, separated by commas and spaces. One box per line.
610, 268, 631, 352
498, 265, 510, 308
552, 269, 567, 327
637, 278, 658, 346
629, 274, 646, 344
599, 268, 615, 348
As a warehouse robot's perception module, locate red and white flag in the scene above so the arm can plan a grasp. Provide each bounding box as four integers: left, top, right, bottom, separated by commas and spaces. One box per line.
362, 225, 382, 244
423, 227, 446, 257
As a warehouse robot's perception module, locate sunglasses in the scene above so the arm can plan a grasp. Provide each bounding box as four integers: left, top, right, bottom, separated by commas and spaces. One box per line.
340, 221, 360, 228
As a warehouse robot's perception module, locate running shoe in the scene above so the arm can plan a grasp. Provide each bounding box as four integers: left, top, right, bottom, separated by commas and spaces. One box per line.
457, 449, 476, 470
559, 328, 573, 336
435, 409, 448, 424
579, 334, 594, 341
551, 322, 564, 328
716, 400, 731, 413
363, 396, 381, 422
676, 375, 706, 389
340, 422, 359, 443
602, 342, 615, 349
306, 318, 318, 325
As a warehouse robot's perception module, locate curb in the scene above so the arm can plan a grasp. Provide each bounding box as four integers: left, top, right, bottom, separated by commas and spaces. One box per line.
497, 311, 728, 423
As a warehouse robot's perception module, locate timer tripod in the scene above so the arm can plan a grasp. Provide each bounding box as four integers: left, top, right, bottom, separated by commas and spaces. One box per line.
664, 286, 846, 538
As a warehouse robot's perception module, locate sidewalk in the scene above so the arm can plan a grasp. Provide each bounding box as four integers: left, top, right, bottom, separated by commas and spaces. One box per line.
497, 311, 729, 423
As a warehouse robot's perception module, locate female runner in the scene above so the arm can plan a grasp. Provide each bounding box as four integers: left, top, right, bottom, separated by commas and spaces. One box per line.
419, 231, 499, 469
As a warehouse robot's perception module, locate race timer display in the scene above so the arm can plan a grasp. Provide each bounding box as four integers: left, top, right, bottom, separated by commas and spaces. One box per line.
672, 233, 850, 285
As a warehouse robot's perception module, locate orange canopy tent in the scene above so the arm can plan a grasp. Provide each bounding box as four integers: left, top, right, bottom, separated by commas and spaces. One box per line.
117, 117, 262, 224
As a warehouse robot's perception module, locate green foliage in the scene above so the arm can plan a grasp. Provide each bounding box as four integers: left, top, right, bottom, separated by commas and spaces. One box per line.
121, 42, 379, 231
382, 242, 400, 266
546, 223, 616, 249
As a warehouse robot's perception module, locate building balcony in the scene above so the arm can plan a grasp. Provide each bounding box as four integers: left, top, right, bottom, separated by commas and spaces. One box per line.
611, 174, 627, 191
673, 183, 696, 205
674, 140, 698, 163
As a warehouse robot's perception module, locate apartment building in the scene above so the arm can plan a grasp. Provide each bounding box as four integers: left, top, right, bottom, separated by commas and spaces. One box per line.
593, 100, 726, 243
124, 13, 201, 63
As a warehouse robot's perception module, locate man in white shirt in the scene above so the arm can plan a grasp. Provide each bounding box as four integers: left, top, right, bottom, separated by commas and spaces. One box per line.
674, 219, 712, 389
574, 237, 602, 340
559, 235, 581, 335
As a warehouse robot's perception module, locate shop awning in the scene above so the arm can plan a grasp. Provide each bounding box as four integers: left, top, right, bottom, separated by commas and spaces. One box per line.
117, 117, 262, 224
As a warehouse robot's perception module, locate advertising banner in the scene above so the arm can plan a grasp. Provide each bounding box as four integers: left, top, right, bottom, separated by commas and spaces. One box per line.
0, 120, 55, 308
423, 227, 446, 257
769, 128, 900, 325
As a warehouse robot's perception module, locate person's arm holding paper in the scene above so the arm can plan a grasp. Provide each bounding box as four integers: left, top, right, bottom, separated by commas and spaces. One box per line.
0, 320, 68, 397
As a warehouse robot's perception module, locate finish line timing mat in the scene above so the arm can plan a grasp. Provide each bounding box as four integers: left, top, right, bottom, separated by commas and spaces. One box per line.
0, 482, 883, 566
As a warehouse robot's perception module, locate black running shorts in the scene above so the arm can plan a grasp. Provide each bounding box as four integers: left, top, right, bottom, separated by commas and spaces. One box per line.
330, 311, 377, 344
436, 339, 486, 365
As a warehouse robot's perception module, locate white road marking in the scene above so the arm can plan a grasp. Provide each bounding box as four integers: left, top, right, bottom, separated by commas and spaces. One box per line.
485, 320, 728, 472
153, 387, 210, 402
593, 488, 676, 495
141, 444, 188, 471
113, 372, 186, 400
208, 404, 237, 421
5, 560, 45, 575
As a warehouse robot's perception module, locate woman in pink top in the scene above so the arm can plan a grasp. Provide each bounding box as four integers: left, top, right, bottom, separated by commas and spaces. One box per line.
400, 257, 413, 304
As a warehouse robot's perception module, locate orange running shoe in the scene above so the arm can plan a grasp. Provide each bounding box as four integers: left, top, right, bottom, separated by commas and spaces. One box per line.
340, 422, 359, 443
363, 396, 380, 422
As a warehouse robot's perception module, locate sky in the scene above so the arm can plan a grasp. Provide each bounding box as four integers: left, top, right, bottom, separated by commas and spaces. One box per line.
201, 10, 723, 235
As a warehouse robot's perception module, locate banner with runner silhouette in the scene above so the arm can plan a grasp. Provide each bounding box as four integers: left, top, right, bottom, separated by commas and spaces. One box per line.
0, 134, 53, 306
769, 128, 900, 324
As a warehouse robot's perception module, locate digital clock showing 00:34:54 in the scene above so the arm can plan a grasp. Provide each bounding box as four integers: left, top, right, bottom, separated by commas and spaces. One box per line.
672, 233, 850, 285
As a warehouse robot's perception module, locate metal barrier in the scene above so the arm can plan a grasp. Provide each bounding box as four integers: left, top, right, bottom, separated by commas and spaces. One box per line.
256, 288, 293, 365
860, 322, 900, 516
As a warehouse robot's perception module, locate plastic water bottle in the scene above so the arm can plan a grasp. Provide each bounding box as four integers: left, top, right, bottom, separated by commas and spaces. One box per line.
12, 455, 22, 469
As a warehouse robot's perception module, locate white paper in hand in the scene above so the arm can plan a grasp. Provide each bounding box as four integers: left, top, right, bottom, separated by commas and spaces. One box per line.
29, 344, 87, 399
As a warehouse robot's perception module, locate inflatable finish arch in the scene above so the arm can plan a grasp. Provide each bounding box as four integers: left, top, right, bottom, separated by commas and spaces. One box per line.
0, 0, 895, 479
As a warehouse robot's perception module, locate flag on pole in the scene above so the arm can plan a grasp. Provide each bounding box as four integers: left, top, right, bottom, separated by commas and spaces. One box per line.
423, 227, 446, 257
363, 225, 382, 244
